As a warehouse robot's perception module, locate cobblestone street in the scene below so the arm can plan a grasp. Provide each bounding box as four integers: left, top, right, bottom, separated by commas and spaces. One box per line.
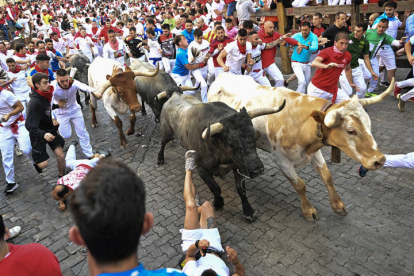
1, 65, 414, 275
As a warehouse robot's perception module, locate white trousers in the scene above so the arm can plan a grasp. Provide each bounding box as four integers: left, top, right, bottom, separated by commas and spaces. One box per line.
192, 67, 208, 102
207, 58, 215, 86
384, 152, 414, 169
56, 109, 93, 158
378, 46, 396, 83
367, 57, 380, 93
292, 62, 311, 94
397, 78, 414, 102
339, 67, 367, 99
359, 58, 372, 81
215, 67, 224, 78
0, 121, 33, 183
328, 0, 351, 4
264, 63, 284, 87
162, 57, 176, 75
292, 0, 309, 7
65, 144, 100, 171
247, 69, 271, 87
307, 82, 350, 103
171, 73, 194, 94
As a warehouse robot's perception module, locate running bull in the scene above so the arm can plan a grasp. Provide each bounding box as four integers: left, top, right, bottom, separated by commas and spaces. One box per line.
208, 73, 391, 222
158, 93, 286, 221
89, 57, 159, 149
65, 53, 91, 108
130, 60, 198, 122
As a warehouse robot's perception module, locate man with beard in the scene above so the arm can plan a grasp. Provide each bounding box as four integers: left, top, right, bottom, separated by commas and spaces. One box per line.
159, 24, 176, 74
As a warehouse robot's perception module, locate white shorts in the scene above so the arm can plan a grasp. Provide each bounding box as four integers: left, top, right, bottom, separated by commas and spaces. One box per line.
377, 45, 396, 70
180, 228, 224, 252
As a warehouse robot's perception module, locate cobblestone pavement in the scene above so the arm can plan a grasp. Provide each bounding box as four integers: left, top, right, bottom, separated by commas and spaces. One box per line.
1, 65, 414, 276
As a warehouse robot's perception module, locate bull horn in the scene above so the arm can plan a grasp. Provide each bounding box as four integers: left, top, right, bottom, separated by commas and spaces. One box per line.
202, 123, 223, 140
181, 83, 200, 91
154, 91, 167, 101
65, 66, 72, 72
359, 77, 395, 106
85, 63, 91, 66
133, 62, 159, 77
324, 110, 341, 128
98, 80, 112, 95
247, 99, 286, 119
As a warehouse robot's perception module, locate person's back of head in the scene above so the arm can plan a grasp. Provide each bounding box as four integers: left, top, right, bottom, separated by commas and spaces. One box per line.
201, 269, 219, 276
69, 159, 153, 266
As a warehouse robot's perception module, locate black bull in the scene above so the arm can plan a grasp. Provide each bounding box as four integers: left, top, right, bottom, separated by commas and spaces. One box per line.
130, 60, 198, 121
66, 54, 91, 108
158, 93, 286, 221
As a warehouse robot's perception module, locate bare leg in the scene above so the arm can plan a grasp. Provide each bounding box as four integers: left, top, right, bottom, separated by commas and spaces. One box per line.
53, 147, 66, 176
37, 160, 49, 169
199, 201, 216, 229
183, 170, 201, 230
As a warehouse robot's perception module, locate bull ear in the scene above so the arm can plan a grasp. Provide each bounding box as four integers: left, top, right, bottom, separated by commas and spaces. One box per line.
106, 75, 111, 80
239, 107, 247, 114
310, 110, 326, 125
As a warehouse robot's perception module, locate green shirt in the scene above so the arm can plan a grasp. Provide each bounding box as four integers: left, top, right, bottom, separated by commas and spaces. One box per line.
347, 33, 370, 69
364, 29, 395, 59
163, 18, 176, 30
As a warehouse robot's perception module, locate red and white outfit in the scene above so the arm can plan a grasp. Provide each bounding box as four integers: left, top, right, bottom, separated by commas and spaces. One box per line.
75, 35, 94, 62
246, 43, 271, 86
64, 32, 78, 55
0, 50, 13, 71
188, 39, 210, 102
0, 90, 34, 185
103, 38, 130, 66
7, 66, 31, 118
223, 40, 252, 75
90, 26, 103, 57
307, 46, 352, 104
52, 37, 67, 56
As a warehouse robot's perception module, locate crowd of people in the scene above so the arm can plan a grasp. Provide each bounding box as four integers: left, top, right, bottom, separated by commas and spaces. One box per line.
0, 0, 414, 275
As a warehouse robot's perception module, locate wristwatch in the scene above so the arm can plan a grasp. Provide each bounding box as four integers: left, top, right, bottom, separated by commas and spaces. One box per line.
195, 240, 200, 249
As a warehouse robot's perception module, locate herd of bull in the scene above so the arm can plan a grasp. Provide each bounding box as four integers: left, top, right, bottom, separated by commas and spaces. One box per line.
68, 53, 394, 222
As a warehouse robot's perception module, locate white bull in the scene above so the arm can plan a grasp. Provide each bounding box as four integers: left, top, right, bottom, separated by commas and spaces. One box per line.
208, 73, 392, 222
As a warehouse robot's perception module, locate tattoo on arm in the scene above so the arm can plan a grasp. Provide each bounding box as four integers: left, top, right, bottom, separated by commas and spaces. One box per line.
207, 217, 216, 229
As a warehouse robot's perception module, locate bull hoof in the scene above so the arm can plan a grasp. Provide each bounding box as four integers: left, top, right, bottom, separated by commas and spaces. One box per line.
214, 206, 223, 212
126, 129, 135, 136
244, 211, 258, 222
213, 197, 224, 211
333, 207, 347, 216
157, 159, 164, 166
120, 143, 128, 150
142, 111, 147, 116
304, 212, 319, 222
92, 123, 98, 128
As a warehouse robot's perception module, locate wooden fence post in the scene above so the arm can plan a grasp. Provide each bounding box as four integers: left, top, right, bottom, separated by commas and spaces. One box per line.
277, 2, 293, 75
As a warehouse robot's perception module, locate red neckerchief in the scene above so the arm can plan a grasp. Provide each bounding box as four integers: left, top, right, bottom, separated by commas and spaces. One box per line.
109, 39, 119, 51
35, 64, 49, 74
333, 45, 346, 60
0, 50, 7, 55
237, 40, 246, 55
15, 53, 26, 58
201, 25, 209, 31
92, 26, 99, 34
0, 114, 24, 134
57, 77, 74, 90
47, 48, 56, 54
35, 86, 54, 103
9, 65, 21, 73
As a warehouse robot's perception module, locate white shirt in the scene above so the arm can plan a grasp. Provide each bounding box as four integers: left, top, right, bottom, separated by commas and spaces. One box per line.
65, 33, 77, 49
53, 38, 67, 54
182, 254, 230, 276
7, 70, 31, 102
147, 38, 162, 58
212, 1, 225, 20
0, 51, 13, 71
103, 39, 130, 65
17, 18, 30, 30
75, 36, 94, 54
188, 40, 210, 64
249, 43, 265, 71
51, 79, 95, 116
224, 41, 252, 75
0, 90, 21, 127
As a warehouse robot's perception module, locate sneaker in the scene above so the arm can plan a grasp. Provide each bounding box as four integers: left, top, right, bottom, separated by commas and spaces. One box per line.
7, 226, 21, 240
95, 148, 111, 158
365, 92, 377, 98
4, 183, 18, 193
397, 94, 405, 112
185, 150, 197, 171
393, 83, 402, 97
33, 164, 43, 174
14, 145, 23, 156
358, 165, 368, 177
380, 81, 390, 87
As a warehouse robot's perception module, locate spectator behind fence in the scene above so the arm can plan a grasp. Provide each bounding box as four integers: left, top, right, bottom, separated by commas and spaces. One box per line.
68, 159, 185, 276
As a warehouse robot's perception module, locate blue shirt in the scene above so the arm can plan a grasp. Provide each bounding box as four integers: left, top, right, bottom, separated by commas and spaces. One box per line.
406, 14, 414, 37
27, 67, 55, 82
289, 32, 318, 63
144, 27, 163, 40
50, 51, 63, 72
97, 263, 185, 276
172, 47, 189, 76
181, 29, 194, 45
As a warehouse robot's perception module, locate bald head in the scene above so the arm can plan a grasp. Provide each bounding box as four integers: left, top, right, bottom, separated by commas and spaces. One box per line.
369, 12, 380, 26
264, 21, 275, 35
196, 17, 204, 29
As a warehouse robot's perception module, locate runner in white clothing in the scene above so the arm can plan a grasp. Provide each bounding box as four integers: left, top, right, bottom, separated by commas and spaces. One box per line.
75, 28, 95, 62
103, 29, 132, 66
0, 90, 35, 194
6, 59, 31, 118
64, 28, 78, 56
51, 69, 96, 158
217, 28, 253, 75
188, 29, 210, 102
